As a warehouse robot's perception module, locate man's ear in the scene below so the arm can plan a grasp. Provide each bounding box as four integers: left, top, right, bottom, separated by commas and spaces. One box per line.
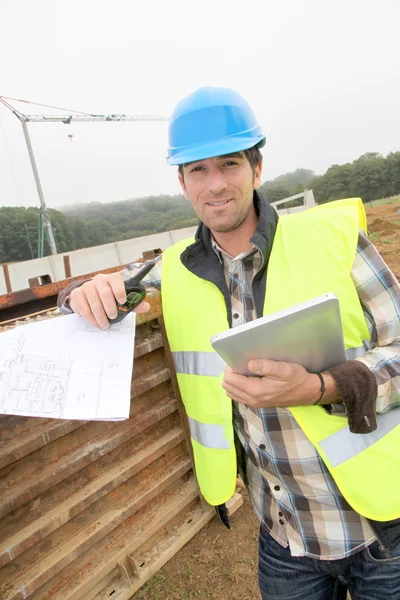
253, 161, 263, 190
178, 172, 189, 200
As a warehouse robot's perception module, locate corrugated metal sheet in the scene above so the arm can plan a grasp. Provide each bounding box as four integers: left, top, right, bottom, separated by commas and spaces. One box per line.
0, 291, 218, 599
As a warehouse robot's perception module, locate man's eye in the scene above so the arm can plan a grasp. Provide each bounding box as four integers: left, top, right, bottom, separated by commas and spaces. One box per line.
223, 161, 238, 167
191, 166, 204, 173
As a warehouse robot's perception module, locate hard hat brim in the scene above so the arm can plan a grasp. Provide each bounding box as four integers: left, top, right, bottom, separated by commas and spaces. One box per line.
167, 135, 266, 166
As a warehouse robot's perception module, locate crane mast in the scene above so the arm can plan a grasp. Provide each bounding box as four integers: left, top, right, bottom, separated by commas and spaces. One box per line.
0, 96, 169, 257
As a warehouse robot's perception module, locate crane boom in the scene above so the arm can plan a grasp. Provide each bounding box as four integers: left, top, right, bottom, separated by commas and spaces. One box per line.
23, 114, 169, 123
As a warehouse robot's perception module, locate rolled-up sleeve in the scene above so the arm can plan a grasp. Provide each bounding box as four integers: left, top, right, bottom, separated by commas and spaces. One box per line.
57, 279, 90, 314
352, 231, 400, 413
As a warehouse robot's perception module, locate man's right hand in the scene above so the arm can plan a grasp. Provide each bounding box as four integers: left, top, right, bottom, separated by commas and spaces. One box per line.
69, 272, 150, 329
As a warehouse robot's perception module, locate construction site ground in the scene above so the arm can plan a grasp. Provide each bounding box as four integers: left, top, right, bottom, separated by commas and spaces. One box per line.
134, 200, 400, 600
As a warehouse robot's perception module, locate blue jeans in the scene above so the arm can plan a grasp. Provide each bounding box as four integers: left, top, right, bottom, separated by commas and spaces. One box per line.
258, 525, 400, 600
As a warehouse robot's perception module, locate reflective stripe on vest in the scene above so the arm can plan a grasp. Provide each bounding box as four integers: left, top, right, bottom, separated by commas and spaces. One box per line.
188, 417, 231, 449
172, 346, 368, 376
172, 351, 226, 377
320, 411, 400, 467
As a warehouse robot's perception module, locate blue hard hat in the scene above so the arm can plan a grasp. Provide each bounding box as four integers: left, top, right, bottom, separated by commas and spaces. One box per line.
167, 87, 266, 165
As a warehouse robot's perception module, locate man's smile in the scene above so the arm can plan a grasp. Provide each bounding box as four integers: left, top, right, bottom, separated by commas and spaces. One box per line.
206, 199, 233, 207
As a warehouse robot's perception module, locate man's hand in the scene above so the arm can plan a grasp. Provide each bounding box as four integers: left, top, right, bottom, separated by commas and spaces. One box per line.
222, 359, 322, 408
69, 272, 150, 329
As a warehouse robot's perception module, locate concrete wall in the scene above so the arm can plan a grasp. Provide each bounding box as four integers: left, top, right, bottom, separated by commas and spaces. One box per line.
1, 192, 315, 295
0, 226, 197, 295
1, 254, 66, 295
271, 189, 316, 215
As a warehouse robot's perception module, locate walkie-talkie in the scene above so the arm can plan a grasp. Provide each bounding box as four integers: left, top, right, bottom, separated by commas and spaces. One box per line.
109, 254, 161, 324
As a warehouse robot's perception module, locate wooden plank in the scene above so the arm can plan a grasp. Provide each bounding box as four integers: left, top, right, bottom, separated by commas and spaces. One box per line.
133, 325, 163, 359
0, 394, 176, 519
0, 417, 86, 470
94, 505, 215, 600
131, 366, 171, 399
0, 420, 183, 568
63, 256, 71, 279
0, 419, 136, 519
0, 308, 59, 329
2, 264, 12, 293
226, 492, 244, 516
0, 400, 177, 550
36, 479, 200, 600
0, 450, 192, 600
128, 379, 176, 418
236, 477, 246, 490
94, 492, 244, 600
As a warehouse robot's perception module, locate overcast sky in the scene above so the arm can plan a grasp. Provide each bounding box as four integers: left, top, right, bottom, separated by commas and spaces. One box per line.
0, 0, 399, 210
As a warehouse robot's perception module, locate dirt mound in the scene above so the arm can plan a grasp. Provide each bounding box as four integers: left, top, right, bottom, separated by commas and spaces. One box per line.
366, 202, 400, 218
368, 218, 400, 236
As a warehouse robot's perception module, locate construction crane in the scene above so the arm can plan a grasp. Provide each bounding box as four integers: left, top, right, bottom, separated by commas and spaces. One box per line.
0, 96, 169, 258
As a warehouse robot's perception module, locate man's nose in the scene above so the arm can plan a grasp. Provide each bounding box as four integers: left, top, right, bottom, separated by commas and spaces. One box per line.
208, 168, 228, 195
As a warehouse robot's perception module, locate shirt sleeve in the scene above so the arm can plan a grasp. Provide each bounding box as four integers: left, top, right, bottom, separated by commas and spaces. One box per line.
57, 279, 89, 314
351, 231, 400, 413
57, 260, 163, 314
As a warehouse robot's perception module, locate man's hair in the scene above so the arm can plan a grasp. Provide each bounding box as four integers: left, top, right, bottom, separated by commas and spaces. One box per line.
178, 143, 263, 178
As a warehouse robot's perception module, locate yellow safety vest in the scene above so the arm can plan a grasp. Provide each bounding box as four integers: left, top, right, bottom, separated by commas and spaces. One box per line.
162, 198, 400, 521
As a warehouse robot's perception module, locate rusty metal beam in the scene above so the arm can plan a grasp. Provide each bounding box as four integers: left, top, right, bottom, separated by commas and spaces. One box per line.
0, 265, 124, 311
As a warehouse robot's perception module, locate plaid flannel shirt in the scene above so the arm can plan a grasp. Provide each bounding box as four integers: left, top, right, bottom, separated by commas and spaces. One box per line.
121, 229, 400, 559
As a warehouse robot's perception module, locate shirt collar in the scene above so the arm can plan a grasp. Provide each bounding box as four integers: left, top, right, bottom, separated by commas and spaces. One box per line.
210, 234, 259, 263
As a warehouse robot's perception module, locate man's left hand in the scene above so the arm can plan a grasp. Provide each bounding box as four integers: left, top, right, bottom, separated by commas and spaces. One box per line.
222, 359, 321, 408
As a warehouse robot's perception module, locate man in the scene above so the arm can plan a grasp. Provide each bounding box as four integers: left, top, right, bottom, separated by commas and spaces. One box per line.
59, 87, 400, 600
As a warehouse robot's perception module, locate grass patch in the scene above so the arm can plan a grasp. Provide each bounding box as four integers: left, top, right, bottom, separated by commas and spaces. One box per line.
364, 195, 400, 209
368, 232, 392, 244
178, 560, 194, 578
138, 571, 166, 598
369, 232, 382, 241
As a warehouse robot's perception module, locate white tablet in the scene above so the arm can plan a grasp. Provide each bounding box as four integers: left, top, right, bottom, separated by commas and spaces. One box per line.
210, 293, 346, 376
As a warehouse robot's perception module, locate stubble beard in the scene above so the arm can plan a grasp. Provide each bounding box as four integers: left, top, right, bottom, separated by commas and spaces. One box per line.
204, 199, 254, 234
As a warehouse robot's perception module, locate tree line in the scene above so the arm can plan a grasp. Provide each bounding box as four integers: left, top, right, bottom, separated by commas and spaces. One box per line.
1, 151, 399, 263
259, 152, 400, 205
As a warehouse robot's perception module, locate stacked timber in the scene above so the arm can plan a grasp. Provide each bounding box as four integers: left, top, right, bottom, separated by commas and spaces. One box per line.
0, 291, 218, 599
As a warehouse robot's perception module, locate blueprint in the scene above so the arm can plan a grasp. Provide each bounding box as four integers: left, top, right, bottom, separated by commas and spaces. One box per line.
0, 313, 136, 420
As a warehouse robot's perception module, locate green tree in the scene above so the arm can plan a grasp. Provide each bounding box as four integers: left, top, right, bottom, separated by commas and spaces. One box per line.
348, 153, 387, 203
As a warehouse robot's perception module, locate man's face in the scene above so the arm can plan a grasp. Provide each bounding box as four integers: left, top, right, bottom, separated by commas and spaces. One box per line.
179, 153, 262, 235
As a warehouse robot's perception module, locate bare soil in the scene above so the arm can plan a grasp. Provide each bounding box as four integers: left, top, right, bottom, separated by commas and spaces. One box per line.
134, 201, 399, 600
134, 491, 261, 600
366, 201, 400, 280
